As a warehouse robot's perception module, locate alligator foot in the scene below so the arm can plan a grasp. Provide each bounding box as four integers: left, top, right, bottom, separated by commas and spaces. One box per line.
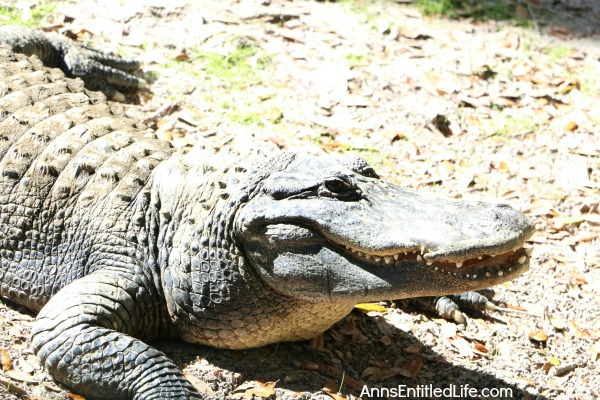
398, 290, 496, 324
0, 25, 146, 101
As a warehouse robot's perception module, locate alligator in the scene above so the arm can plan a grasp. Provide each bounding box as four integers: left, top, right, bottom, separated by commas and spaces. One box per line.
0, 27, 534, 400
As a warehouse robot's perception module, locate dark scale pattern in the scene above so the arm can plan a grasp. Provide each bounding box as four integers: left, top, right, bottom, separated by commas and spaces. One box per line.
0, 47, 205, 399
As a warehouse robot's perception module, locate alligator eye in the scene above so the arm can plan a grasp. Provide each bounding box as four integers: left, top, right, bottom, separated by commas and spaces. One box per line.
325, 179, 345, 193
322, 177, 359, 199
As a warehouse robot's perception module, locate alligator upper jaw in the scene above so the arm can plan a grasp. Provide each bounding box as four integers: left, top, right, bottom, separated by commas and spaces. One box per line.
339, 242, 534, 283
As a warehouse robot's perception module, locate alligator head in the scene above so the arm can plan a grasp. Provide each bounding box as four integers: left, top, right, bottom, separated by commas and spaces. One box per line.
157, 150, 534, 348
236, 152, 534, 303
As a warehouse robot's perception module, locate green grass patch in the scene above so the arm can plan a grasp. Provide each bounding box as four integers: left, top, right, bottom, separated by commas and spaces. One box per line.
228, 110, 263, 125
415, 0, 516, 21
541, 45, 572, 60
483, 114, 537, 138
581, 74, 600, 98
345, 53, 367, 68
0, 1, 56, 27
339, 0, 376, 16
190, 40, 271, 89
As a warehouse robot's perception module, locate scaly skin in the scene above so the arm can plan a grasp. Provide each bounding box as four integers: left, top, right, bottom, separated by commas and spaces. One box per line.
0, 25, 145, 101
0, 45, 534, 400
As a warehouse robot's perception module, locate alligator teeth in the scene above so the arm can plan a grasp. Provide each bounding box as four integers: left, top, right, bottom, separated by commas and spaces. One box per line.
517, 255, 526, 264
364, 254, 371, 259
524, 247, 533, 256
426, 261, 432, 266
357, 251, 364, 257
374, 256, 381, 262
485, 272, 492, 278
417, 255, 424, 262
455, 262, 463, 268
384, 256, 392, 264
472, 274, 477, 279
498, 271, 504, 276
478, 256, 482, 260
393, 254, 399, 260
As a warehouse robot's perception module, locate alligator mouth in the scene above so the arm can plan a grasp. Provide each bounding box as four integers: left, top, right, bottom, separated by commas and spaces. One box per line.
339, 244, 534, 281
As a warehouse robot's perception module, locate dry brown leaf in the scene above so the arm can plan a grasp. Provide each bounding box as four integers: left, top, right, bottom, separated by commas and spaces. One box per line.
494, 96, 517, 107
567, 271, 587, 286
14, 357, 35, 374
0, 376, 28, 396
582, 213, 600, 225
0, 349, 11, 371
474, 343, 490, 353
361, 366, 402, 381
309, 334, 324, 350
43, 381, 64, 393
588, 344, 600, 362
380, 335, 392, 346
549, 25, 573, 40
404, 343, 421, 354
175, 52, 190, 61
541, 362, 553, 372
399, 354, 423, 378
565, 120, 578, 131
337, 317, 356, 336
245, 381, 277, 398
373, 316, 394, 337
183, 371, 215, 397
4, 369, 38, 383
422, 71, 460, 96
498, 161, 511, 172
300, 363, 320, 372
322, 381, 346, 400
528, 329, 548, 342
570, 320, 596, 341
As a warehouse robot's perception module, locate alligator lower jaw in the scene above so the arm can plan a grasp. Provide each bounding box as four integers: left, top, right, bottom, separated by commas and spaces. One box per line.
341, 244, 533, 282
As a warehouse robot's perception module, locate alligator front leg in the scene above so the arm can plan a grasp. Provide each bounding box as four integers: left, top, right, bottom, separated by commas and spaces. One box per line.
398, 290, 497, 324
31, 270, 203, 400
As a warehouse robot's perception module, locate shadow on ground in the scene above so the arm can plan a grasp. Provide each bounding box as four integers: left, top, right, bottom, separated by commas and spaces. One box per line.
158, 310, 538, 400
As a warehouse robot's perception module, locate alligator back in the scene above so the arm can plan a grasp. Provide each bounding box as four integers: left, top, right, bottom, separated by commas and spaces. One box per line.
0, 46, 174, 311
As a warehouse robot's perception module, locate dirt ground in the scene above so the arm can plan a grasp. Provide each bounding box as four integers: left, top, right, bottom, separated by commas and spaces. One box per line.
0, 0, 599, 399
